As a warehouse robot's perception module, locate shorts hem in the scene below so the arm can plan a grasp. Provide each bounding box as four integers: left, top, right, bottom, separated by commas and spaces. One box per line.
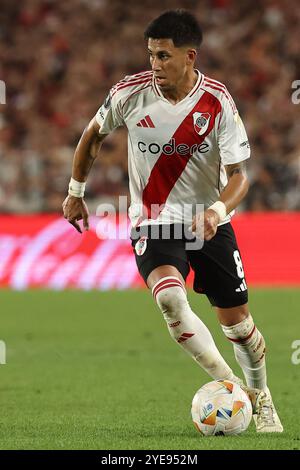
206, 295, 248, 309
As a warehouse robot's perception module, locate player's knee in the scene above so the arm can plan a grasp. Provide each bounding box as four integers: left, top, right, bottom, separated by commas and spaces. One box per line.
152, 276, 187, 319
221, 313, 255, 342
157, 288, 186, 318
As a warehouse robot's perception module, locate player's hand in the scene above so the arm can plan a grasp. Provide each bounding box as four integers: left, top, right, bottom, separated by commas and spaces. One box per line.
190, 209, 219, 241
62, 195, 89, 233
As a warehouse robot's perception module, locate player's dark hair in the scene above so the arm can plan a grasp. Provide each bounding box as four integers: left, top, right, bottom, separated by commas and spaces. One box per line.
144, 9, 203, 48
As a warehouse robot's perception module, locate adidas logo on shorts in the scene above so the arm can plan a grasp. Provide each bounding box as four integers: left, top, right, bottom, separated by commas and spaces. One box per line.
235, 279, 247, 292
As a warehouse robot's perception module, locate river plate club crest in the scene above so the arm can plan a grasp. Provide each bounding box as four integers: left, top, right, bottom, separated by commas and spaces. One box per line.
193, 112, 211, 135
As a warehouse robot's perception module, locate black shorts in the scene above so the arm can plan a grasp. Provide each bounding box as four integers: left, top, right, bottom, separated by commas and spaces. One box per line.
131, 223, 248, 309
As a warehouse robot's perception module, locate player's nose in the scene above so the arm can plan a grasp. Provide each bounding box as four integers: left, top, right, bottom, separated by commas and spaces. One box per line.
151, 57, 161, 71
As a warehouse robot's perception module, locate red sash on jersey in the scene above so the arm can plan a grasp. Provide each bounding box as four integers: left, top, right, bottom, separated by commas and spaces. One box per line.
142, 91, 222, 220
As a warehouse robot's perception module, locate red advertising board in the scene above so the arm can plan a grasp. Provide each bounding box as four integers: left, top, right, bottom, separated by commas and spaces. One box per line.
0, 213, 299, 289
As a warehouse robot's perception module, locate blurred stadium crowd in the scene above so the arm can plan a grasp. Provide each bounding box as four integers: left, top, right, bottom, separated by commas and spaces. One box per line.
0, 0, 299, 213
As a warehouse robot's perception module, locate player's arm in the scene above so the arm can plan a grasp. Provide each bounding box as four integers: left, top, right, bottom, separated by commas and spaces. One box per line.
219, 161, 249, 215
199, 161, 249, 241
192, 161, 249, 241
62, 117, 107, 233
71, 117, 106, 182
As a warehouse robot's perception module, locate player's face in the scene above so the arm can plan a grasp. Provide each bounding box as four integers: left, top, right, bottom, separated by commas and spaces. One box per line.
148, 38, 194, 91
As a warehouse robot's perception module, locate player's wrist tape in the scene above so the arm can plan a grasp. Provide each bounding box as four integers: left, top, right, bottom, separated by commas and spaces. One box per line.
68, 177, 86, 198
208, 201, 227, 222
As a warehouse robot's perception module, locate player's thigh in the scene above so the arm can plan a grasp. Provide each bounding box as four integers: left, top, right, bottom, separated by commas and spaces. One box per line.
188, 223, 248, 309
147, 265, 186, 289
131, 227, 190, 290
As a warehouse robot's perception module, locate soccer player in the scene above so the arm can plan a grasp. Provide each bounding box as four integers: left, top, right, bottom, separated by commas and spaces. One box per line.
63, 10, 282, 432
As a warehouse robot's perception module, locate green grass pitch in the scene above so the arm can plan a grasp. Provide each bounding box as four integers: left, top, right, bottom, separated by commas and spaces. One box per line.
0, 288, 299, 450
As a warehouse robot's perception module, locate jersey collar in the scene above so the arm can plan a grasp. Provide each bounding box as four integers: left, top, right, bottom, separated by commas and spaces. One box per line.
152, 69, 203, 102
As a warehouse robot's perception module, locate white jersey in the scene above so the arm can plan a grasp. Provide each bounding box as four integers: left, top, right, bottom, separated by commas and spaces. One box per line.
96, 70, 250, 227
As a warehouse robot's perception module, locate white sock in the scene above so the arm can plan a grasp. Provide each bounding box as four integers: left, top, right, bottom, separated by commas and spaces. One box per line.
152, 276, 240, 382
221, 314, 267, 391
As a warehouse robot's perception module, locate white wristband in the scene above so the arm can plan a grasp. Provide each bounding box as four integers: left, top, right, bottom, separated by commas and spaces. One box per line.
208, 201, 227, 222
68, 177, 86, 198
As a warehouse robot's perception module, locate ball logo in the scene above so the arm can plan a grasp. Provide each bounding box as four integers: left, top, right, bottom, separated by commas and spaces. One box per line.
135, 236, 148, 256
193, 112, 211, 135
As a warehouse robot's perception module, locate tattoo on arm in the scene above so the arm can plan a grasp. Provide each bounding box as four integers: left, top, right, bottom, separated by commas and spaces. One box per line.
229, 167, 242, 176
226, 162, 247, 179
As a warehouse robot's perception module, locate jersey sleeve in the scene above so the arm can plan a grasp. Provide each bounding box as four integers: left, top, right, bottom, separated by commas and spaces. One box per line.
217, 93, 250, 165
95, 88, 124, 135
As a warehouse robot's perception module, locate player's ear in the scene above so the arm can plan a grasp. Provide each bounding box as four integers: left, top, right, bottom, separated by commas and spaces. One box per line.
186, 48, 197, 66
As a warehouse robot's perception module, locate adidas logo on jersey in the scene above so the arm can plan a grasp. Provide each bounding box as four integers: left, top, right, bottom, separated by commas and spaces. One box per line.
136, 115, 155, 128
235, 279, 247, 292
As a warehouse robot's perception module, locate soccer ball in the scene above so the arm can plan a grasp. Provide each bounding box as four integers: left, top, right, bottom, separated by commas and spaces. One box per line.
191, 380, 252, 436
